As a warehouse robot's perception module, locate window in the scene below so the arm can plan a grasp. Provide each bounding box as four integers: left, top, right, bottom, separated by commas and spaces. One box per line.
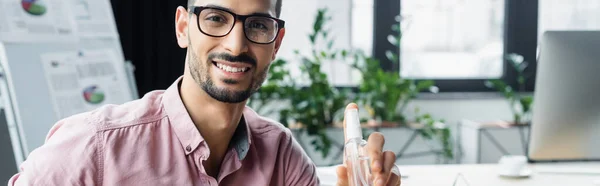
373, 0, 539, 92
277, 0, 600, 92
277, 0, 360, 86
351, 0, 374, 57
400, 0, 505, 79
538, 0, 600, 45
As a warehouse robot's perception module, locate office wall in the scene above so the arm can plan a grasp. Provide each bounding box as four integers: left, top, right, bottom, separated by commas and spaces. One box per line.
407, 97, 517, 164
406, 97, 512, 126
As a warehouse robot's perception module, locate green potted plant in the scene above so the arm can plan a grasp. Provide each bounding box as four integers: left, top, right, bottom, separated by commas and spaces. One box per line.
349, 53, 434, 127
348, 14, 454, 160
247, 58, 290, 116
250, 9, 455, 161
348, 14, 435, 127
412, 108, 454, 162
250, 8, 350, 158
485, 53, 534, 125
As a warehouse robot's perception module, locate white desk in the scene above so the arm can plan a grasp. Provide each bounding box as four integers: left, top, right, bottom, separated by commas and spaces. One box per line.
317, 163, 600, 186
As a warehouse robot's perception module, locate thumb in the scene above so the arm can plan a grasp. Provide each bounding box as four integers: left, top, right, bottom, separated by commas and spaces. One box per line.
336, 165, 349, 186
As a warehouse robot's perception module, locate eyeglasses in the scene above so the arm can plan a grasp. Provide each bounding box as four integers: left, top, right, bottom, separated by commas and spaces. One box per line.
189, 6, 285, 44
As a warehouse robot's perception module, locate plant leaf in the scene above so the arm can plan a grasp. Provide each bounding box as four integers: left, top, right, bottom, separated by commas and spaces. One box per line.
385, 51, 397, 63
520, 96, 533, 112
416, 80, 435, 91
342, 50, 349, 58
387, 35, 399, 46
391, 24, 400, 32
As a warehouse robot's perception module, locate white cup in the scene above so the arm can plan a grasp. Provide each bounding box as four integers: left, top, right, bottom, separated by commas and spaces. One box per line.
498, 155, 527, 175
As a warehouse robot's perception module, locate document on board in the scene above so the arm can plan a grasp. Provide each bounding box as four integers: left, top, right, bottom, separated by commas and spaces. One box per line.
41, 49, 132, 119
71, 0, 118, 38
0, 0, 77, 43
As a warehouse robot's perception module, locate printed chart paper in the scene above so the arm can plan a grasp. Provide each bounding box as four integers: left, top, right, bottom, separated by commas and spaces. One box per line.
72, 0, 118, 38
0, 0, 77, 43
41, 49, 132, 119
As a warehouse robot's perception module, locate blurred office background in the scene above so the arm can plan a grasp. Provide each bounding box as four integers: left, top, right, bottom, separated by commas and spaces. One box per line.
1, 0, 600, 183
110, 0, 600, 166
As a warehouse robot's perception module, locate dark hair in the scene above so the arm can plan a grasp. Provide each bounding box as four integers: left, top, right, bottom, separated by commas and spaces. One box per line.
188, 0, 282, 18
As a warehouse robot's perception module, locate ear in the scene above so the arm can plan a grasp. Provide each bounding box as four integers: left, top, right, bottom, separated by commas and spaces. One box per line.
271, 28, 286, 61
175, 6, 190, 48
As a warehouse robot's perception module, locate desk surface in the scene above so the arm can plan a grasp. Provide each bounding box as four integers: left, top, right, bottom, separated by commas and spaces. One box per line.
317, 163, 600, 186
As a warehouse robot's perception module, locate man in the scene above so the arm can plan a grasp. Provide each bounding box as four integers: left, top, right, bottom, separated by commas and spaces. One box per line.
9, 0, 400, 185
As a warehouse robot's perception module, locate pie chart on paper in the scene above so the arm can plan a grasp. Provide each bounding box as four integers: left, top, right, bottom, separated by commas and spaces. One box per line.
21, 0, 47, 16
83, 85, 105, 104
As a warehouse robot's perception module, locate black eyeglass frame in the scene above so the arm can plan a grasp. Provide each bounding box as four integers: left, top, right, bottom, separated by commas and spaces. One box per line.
189, 6, 286, 44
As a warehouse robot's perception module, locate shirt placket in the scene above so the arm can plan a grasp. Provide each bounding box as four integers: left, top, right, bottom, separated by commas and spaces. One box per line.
194, 147, 238, 185
190, 144, 212, 185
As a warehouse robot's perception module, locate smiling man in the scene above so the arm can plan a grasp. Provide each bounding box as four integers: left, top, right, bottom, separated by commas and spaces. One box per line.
8, 0, 400, 185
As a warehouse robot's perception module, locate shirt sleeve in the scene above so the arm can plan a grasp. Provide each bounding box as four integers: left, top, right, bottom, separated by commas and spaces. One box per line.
8, 113, 102, 186
281, 129, 320, 186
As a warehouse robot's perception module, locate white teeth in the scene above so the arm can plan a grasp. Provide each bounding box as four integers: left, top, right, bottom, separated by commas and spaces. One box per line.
216, 63, 249, 73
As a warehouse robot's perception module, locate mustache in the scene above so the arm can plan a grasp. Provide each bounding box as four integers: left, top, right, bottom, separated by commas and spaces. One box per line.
208, 53, 257, 66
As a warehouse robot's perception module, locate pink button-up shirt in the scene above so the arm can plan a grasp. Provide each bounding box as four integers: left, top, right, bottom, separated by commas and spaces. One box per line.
8, 77, 320, 186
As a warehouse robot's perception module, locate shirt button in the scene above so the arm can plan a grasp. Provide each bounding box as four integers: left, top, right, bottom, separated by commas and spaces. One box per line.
186, 145, 192, 152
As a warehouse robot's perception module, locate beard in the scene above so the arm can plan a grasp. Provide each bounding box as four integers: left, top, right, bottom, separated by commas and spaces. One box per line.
187, 45, 269, 103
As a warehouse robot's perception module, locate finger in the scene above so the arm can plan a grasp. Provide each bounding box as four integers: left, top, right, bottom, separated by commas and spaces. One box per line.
381, 151, 396, 186
367, 132, 385, 175
336, 165, 349, 186
386, 173, 401, 186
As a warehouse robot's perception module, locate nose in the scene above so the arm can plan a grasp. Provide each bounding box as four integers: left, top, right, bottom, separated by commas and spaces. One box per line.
222, 21, 249, 56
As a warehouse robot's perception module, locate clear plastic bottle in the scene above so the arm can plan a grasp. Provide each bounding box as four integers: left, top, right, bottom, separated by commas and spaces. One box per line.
344, 108, 373, 186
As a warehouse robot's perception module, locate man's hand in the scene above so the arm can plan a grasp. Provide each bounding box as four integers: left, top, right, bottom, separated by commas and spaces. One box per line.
336, 103, 401, 186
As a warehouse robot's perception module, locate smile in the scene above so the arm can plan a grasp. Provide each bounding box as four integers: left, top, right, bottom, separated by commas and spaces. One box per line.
214, 62, 251, 73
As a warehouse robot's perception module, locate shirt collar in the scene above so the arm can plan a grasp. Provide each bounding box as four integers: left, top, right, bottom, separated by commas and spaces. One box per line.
162, 76, 203, 155
230, 115, 250, 160
162, 76, 253, 158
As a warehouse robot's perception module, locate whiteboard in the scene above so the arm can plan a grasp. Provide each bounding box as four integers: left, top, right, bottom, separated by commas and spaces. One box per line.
0, 0, 135, 169
0, 38, 133, 162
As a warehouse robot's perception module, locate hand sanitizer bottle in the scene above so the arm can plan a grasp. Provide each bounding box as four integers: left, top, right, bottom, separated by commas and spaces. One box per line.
345, 108, 373, 186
